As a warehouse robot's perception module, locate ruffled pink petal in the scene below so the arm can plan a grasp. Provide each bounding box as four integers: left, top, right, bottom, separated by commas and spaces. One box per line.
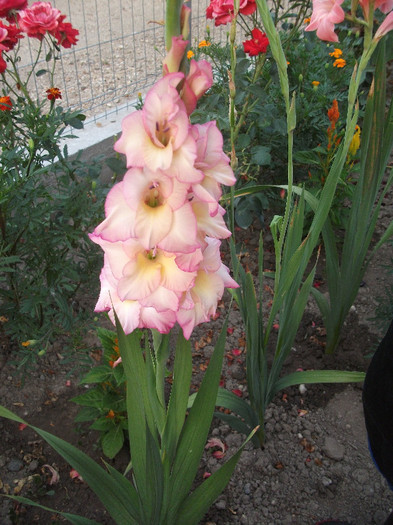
119, 252, 162, 300
92, 182, 136, 242
192, 202, 232, 239
168, 134, 202, 184
139, 286, 180, 312
175, 248, 204, 272
158, 253, 196, 292
114, 112, 146, 168
89, 236, 132, 280
94, 259, 141, 334
163, 35, 188, 74
158, 203, 200, 253
134, 202, 173, 249
139, 306, 177, 333
375, 11, 393, 39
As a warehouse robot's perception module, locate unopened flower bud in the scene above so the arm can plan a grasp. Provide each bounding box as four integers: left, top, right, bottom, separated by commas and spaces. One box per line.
91, 180, 97, 190
300, 92, 305, 98
298, 73, 303, 83
28, 138, 34, 150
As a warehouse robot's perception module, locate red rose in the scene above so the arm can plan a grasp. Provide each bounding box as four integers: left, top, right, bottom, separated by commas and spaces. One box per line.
243, 28, 269, 56
0, 0, 27, 19
53, 14, 78, 48
206, 0, 256, 26
18, 1, 61, 40
0, 20, 23, 49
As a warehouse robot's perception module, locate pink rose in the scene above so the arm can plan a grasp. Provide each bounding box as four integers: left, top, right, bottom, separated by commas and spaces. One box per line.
305, 0, 345, 42
18, 1, 61, 39
0, 0, 27, 19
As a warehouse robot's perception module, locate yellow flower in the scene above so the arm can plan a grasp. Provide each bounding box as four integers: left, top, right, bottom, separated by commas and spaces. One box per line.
304, 17, 311, 24
21, 341, 31, 347
198, 39, 211, 48
333, 58, 346, 68
329, 48, 343, 58
348, 125, 361, 156
187, 50, 194, 59
312, 81, 320, 86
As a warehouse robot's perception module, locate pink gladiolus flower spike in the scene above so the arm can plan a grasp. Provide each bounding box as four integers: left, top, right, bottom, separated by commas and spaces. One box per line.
305, 0, 345, 42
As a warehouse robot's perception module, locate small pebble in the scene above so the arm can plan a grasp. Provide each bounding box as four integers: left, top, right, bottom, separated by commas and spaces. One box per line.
215, 499, 226, 510
323, 436, 345, 461
7, 458, 23, 472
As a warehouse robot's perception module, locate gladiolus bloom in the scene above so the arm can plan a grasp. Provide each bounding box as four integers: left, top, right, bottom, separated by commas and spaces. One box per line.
243, 28, 269, 56
374, 11, 393, 39
181, 59, 213, 115
305, 0, 345, 42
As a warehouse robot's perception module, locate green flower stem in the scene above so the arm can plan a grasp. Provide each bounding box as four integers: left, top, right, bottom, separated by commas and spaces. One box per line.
255, 0, 294, 296
165, 0, 183, 50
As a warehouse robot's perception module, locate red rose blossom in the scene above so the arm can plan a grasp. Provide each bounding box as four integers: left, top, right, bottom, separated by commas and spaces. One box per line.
0, 20, 23, 49
243, 28, 269, 56
0, 0, 27, 20
18, 1, 61, 40
206, 0, 256, 26
53, 14, 78, 48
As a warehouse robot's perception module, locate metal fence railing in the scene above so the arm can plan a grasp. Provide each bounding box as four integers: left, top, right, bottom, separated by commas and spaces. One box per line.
19, 0, 221, 125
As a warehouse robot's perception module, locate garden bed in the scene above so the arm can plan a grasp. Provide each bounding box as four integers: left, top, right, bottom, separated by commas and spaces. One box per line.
0, 201, 392, 524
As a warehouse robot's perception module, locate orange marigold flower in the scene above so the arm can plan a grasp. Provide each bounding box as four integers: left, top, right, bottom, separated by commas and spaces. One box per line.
304, 17, 311, 24
0, 95, 12, 111
198, 39, 211, 48
46, 87, 62, 100
21, 341, 31, 347
329, 48, 343, 58
187, 50, 194, 59
106, 410, 115, 419
333, 58, 346, 68
312, 80, 320, 86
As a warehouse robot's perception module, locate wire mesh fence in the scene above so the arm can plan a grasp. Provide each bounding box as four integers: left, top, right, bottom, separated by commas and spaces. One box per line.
19, 0, 222, 124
